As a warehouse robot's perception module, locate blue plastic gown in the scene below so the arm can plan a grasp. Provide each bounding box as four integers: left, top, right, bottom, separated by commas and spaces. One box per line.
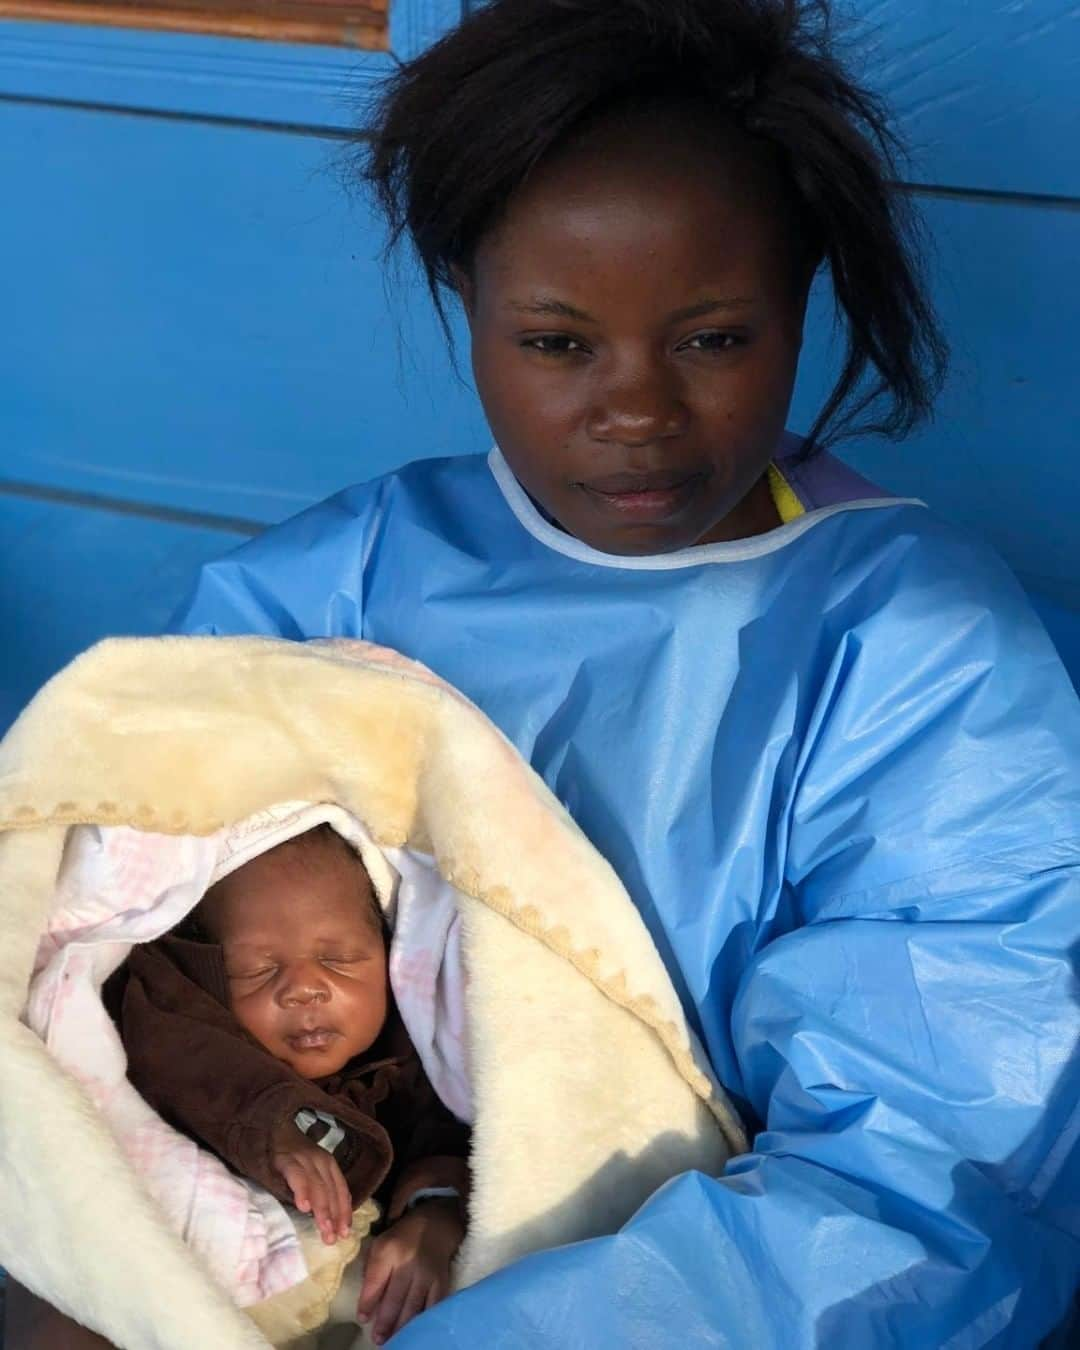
173, 449, 1080, 1347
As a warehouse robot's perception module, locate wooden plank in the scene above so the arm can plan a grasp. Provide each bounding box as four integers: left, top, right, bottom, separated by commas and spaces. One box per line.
0, 20, 384, 128
0, 494, 249, 732
0, 1, 387, 48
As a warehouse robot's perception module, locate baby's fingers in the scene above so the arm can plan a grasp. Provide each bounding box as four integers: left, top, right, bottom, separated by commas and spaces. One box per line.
307, 1172, 340, 1244
279, 1160, 313, 1218
326, 1156, 352, 1239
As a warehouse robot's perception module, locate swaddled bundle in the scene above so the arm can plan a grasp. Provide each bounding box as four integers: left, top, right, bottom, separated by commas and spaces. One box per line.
0, 637, 746, 1350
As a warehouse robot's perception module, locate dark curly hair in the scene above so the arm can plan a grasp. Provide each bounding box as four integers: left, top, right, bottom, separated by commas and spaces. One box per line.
361, 0, 947, 452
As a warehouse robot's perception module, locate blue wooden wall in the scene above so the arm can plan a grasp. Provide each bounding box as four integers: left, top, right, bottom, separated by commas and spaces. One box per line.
2, 0, 1078, 731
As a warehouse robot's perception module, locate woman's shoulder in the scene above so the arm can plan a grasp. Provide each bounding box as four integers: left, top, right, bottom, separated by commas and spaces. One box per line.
170, 453, 492, 637
742, 442, 1029, 627
287, 451, 493, 539
810, 497, 1050, 664
181, 453, 487, 569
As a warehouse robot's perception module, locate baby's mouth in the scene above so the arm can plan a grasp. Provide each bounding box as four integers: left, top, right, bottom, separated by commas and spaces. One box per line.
285, 1027, 340, 1051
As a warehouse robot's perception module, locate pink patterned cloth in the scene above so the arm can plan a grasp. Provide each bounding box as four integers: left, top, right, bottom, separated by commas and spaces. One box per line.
25, 795, 470, 1307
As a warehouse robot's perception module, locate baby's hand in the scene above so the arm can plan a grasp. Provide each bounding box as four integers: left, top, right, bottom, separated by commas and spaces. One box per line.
271, 1119, 352, 1245
356, 1199, 464, 1345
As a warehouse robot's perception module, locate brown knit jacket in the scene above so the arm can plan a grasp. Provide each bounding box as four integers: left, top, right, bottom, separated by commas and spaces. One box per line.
108, 935, 470, 1210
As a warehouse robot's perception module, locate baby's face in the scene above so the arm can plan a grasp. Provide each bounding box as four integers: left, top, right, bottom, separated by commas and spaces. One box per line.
204, 837, 388, 1079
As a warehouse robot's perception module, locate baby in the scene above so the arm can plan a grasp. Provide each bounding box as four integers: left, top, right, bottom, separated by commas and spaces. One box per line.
110, 824, 469, 1346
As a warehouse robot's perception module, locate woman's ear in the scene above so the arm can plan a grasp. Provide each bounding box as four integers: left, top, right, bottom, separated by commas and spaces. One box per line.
451, 264, 476, 320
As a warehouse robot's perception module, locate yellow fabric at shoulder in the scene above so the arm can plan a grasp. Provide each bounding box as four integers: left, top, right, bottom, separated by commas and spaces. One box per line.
767, 462, 806, 524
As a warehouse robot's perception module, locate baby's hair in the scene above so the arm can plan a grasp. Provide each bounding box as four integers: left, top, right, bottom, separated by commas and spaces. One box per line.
182, 823, 385, 942
362, 0, 947, 451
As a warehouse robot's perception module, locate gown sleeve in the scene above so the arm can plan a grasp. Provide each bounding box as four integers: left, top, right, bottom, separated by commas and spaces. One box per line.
389, 540, 1080, 1348
169, 487, 377, 638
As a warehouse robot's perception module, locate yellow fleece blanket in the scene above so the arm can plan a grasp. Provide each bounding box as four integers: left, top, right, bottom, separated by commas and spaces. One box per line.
0, 636, 745, 1349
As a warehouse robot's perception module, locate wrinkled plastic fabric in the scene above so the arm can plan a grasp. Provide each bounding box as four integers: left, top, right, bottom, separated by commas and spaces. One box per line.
173, 453, 1080, 1348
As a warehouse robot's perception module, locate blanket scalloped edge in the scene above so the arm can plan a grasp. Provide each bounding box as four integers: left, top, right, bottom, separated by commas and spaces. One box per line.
0, 636, 747, 1350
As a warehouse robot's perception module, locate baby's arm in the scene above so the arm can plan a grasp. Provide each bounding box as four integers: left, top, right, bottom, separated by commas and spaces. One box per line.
120, 943, 393, 1228
270, 1114, 354, 1244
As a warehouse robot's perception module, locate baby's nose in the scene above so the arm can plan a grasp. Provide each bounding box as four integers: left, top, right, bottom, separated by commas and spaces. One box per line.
280, 963, 331, 1004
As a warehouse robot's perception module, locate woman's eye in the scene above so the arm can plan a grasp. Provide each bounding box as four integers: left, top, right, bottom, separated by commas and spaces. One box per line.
680, 331, 743, 353
521, 334, 589, 356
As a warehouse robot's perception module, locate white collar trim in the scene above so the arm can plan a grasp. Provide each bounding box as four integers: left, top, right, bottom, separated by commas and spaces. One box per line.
487, 446, 924, 571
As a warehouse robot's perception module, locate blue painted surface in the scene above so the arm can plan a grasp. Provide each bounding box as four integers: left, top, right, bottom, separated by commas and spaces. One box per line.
790, 193, 1080, 612
2, 98, 1075, 599
0, 20, 382, 128
2, 1, 1077, 193
0, 495, 247, 730
1, 0, 1079, 728
1031, 593, 1080, 685
0, 100, 488, 524
864, 0, 1080, 198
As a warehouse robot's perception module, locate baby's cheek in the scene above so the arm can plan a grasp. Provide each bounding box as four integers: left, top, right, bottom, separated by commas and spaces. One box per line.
232, 993, 281, 1053
343, 984, 388, 1042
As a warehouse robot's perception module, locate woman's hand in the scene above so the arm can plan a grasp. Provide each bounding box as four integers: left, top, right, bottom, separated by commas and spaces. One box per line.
270, 1118, 352, 1244
355, 1199, 465, 1345
386, 1154, 470, 1221
3, 1279, 119, 1349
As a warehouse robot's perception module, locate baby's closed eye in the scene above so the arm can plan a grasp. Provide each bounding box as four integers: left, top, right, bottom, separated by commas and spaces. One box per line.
228, 965, 277, 980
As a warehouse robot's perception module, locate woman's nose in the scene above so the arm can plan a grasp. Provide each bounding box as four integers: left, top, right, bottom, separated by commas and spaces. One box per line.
278, 963, 330, 1006
586, 358, 689, 447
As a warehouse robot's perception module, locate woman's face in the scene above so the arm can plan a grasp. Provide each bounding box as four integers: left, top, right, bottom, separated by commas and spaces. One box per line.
204, 837, 388, 1080
464, 114, 812, 556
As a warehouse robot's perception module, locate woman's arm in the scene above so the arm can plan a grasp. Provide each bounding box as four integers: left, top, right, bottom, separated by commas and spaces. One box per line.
386, 541, 1080, 1347
4, 1280, 119, 1350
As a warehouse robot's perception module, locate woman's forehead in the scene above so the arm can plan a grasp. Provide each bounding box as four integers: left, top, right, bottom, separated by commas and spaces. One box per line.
475, 123, 799, 302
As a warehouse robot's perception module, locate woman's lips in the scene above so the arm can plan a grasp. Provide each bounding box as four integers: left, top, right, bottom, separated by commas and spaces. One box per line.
286, 1028, 340, 1051
578, 471, 706, 522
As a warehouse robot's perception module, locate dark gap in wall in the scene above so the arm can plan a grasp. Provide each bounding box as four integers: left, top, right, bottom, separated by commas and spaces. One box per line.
3, 91, 1080, 214
0, 90, 358, 139
0, 477, 262, 535
895, 180, 1080, 213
